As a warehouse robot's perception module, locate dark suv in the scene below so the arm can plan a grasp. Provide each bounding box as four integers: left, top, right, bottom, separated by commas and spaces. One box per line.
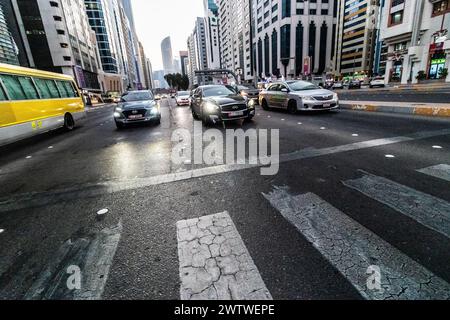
190, 85, 255, 125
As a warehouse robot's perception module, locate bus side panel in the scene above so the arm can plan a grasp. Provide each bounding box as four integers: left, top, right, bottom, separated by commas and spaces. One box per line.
0, 97, 85, 146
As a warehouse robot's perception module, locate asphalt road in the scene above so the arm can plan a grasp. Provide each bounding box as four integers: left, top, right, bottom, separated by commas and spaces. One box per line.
338, 87, 450, 103
0, 99, 449, 300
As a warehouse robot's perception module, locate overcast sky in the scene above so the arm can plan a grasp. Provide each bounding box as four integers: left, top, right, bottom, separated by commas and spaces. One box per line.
132, 0, 204, 71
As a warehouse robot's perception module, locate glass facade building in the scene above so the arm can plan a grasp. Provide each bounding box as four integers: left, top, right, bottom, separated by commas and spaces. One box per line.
84, 0, 118, 73
0, 2, 20, 65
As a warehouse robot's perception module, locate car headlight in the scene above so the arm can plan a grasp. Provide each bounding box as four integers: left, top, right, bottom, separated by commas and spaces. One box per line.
302, 96, 316, 102
115, 107, 123, 112
150, 108, 159, 115
248, 99, 255, 107
114, 112, 122, 118
204, 102, 219, 113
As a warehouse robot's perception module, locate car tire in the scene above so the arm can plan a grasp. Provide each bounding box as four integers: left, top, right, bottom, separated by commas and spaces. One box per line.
261, 99, 270, 111
287, 100, 297, 114
115, 121, 124, 130
192, 108, 200, 120
63, 113, 75, 131
244, 115, 254, 123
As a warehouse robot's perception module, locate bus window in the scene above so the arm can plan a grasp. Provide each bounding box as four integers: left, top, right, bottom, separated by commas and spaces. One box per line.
63, 81, 77, 97
45, 80, 61, 98
55, 80, 70, 98
0, 74, 28, 100
17, 76, 39, 100
0, 84, 7, 101
34, 78, 52, 99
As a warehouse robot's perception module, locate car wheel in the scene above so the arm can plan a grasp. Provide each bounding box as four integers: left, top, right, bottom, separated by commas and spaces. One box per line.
261, 99, 270, 111
63, 113, 75, 131
192, 108, 200, 120
287, 100, 297, 114
115, 121, 124, 130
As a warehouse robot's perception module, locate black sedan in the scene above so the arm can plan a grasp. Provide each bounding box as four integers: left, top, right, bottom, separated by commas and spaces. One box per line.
190, 85, 255, 125
113, 90, 161, 129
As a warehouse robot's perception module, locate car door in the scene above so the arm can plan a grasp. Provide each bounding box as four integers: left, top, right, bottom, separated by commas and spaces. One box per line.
272, 84, 289, 108
265, 84, 278, 108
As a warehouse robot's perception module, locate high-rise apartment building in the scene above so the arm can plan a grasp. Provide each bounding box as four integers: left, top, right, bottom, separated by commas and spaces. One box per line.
253, 0, 338, 79
8, 0, 102, 91
218, 0, 253, 82
187, 17, 208, 86
334, 0, 380, 77
204, 0, 221, 69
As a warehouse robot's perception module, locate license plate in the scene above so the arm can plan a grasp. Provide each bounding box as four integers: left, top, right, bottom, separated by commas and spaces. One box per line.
128, 114, 143, 119
323, 104, 331, 108
229, 111, 244, 117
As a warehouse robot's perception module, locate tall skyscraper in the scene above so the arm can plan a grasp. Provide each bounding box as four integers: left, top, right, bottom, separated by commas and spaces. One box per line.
218, 0, 253, 82
253, 0, 338, 79
203, 0, 221, 69
0, 1, 19, 65
334, 0, 380, 77
187, 17, 208, 86
161, 36, 174, 75
9, 0, 102, 91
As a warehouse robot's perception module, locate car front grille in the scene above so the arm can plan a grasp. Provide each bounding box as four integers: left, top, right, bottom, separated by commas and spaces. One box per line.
123, 109, 147, 117
221, 104, 247, 112
313, 95, 334, 101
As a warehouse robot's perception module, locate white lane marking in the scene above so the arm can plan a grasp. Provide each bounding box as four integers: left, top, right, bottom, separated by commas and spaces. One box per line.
385, 154, 395, 158
177, 212, 272, 300
281, 119, 285, 121
297, 122, 302, 125
432, 145, 443, 149
25, 156, 32, 159
417, 164, 450, 183
24, 222, 122, 300
320, 127, 326, 130
263, 187, 450, 300
352, 134, 359, 137
343, 172, 450, 239
2, 128, 450, 213
48, 146, 54, 149
0, 229, 4, 234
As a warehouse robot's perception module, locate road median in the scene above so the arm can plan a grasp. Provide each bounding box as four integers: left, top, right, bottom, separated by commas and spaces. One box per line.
341, 100, 450, 118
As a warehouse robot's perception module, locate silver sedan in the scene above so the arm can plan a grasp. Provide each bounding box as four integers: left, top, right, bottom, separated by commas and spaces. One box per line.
259, 80, 340, 114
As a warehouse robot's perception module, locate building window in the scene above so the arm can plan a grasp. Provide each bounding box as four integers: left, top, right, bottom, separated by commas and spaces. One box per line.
389, 11, 403, 26
432, 0, 450, 16
282, 0, 291, 18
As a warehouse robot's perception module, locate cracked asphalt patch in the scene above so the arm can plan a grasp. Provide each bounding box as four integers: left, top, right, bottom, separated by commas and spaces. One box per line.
177, 212, 272, 300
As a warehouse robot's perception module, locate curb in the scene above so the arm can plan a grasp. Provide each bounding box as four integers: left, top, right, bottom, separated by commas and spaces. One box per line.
341, 103, 450, 118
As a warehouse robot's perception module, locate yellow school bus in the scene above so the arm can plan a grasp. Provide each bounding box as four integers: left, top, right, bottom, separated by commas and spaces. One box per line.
0, 63, 86, 146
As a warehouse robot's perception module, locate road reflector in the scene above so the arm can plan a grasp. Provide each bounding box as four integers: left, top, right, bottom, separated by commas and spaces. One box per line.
97, 208, 109, 216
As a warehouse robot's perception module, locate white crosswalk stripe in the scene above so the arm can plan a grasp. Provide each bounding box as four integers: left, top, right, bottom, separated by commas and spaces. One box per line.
177, 212, 272, 300
417, 164, 450, 182
343, 171, 450, 239
262, 186, 450, 300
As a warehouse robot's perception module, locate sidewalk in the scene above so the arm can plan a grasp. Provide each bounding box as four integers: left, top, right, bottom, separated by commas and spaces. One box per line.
341, 100, 450, 118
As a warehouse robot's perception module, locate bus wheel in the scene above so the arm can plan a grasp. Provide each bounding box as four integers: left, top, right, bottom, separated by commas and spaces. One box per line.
64, 114, 75, 131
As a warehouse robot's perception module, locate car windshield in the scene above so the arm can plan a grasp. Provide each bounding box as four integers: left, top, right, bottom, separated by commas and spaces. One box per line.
177, 91, 190, 96
287, 81, 320, 91
203, 86, 235, 97
121, 91, 153, 102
